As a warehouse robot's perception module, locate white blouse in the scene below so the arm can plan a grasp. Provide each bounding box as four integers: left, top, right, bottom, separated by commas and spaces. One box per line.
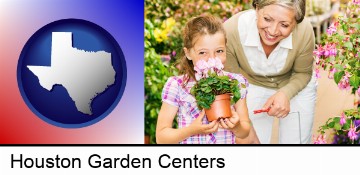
237, 10, 293, 76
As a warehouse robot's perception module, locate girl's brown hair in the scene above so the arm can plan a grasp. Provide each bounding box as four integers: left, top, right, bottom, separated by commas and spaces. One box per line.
177, 14, 226, 86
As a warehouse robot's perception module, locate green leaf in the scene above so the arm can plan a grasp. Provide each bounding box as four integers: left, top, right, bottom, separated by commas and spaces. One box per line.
344, 42, 353, 50
349, 75, 359, 89
328, 121, 335, 128
343, 123, 350, 130
352, 23, 360, 30
333, 117, 340, 123
334, 71, 345, 84
334, 123, 341, 130
321, 125, 328, 130
334, 64, 344, 71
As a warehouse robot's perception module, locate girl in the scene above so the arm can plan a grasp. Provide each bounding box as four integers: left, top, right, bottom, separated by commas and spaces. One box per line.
156, 15, 259, 144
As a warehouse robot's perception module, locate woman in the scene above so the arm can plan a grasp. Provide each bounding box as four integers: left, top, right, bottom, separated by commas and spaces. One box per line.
224, 0, 317, 144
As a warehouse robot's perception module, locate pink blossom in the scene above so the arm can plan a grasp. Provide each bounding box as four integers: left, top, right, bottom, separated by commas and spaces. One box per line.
207, 58, 217, 70
314, 134, 327, 144
357, 88, 360, 96
348, 123, 359, 141
326, 22, 339, 36
314, 56, 320, 65
194, 58, 225, 80
349, 28, 355, 34
328, 68, 337, 79
315, 68, 321, 79
353, 0, 360, 5
313, 45, 324, 57
195, 73, 202, 81
323, 43, 337, 57
340, 113, 346, 126
194, 60, 209, 80
326, 26, 337, 36
161, 54, 171, 62
214, 57, 224, 70
338, 72, 351, 90
203, 5, 210, 10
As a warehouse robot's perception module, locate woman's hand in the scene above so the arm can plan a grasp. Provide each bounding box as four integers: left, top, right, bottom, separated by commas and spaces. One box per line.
189, 110, 219, 135
263, 91, 290, 118
219, 109, 240, 131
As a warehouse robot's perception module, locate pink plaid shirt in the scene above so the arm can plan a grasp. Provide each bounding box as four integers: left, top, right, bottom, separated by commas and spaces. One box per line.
161, 71, 248, 144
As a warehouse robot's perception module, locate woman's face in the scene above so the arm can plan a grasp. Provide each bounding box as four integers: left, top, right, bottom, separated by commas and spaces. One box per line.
256, 4, 296, 47
184, 32, 226, 65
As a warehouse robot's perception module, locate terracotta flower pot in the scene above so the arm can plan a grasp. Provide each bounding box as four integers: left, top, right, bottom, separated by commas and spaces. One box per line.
205, 94, 232, 122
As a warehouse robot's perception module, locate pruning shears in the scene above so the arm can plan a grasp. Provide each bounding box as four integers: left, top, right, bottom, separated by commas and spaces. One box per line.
253, 107, 270, 114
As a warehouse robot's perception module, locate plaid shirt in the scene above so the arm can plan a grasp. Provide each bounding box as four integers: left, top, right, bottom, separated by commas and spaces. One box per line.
161, 71, 248, 144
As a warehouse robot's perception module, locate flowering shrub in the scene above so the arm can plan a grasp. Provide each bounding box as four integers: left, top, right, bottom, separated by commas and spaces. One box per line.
313, 1, 360, 144
314, 108, 360, 144
145, 0, 250, 61
190, 58, 241, 109
314, 1, 360, 95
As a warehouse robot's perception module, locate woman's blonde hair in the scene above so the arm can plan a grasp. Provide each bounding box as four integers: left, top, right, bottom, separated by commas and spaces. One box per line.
252, 0, 306, 23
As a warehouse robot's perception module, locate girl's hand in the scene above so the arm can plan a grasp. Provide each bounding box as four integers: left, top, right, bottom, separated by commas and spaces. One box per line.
262, 91, 290, 118
189, 110, 219, 135
219, 109, 240, 131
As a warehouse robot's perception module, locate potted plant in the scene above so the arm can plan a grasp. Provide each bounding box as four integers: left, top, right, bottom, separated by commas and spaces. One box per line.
313, 1, 360, 144
190, 57, 242, 121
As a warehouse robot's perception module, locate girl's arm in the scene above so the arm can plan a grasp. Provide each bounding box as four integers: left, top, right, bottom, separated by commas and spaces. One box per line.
231, 97, 252, 139
156, 102, 218, 144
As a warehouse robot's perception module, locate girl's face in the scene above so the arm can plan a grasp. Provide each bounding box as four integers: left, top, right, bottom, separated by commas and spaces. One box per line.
256, 4, 296, 47
184, 32, 226, 66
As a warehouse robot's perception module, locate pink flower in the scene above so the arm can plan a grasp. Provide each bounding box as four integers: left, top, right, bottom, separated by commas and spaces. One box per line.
338, 72, 351, 90
348, 123, 359, 141
315, 68, 321, 79
323, 43, 337, 57
313, 45, 324, 57
161, 54, 171, 62
314, 134, 327, 144
314, 56, 320, 65
194, 58, 225, 80
357, 88, 360, 96
214, 57, 224, 71
194, 60, 209, 80
340, 113, 346, 126
326, 26, 337, 36
203, 5, 210, 10
353, 0, 360, 5
207, 58, 217, 71
328, 68, 337, 79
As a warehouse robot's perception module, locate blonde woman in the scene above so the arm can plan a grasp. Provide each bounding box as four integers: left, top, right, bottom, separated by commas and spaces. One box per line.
224, 0, 317, 144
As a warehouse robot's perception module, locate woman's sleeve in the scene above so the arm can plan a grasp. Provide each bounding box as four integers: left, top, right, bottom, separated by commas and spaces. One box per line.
224, 16, 241, 74
162, 77, 180, 107
279, 19, 315, 99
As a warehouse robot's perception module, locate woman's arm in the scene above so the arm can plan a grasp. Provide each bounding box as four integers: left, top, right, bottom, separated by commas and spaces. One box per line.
232, 98, 252, 138
279, 18, 315, 99
156, 103, 219, 144
263, 19, 315, 118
